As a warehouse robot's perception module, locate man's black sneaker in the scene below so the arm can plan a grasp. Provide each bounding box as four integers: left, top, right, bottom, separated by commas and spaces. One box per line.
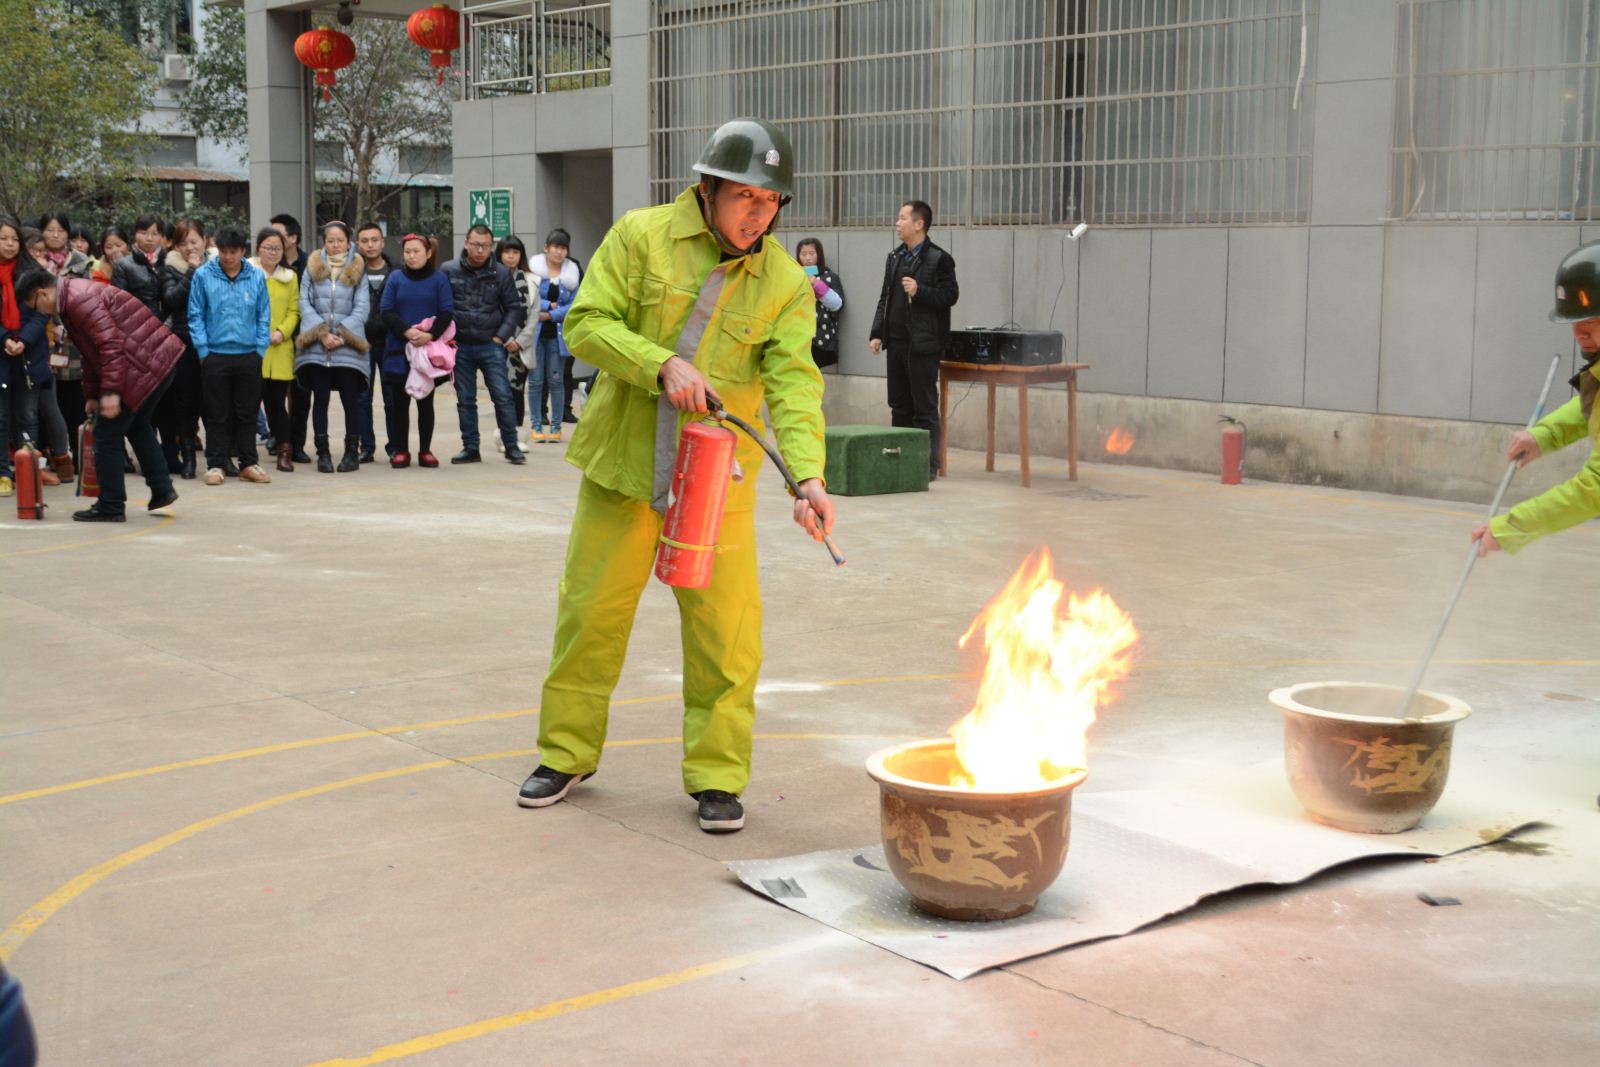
505, 448, 527, 465
148, 489, 178, 512
292, 447, 312, 464
451, 449, 482, 464
73, 505, 125, 523
693, 790, 745, 833
517, 765, 593, 808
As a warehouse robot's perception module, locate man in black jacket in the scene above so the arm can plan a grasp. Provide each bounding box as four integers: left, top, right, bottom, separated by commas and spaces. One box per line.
441, 224, 527, 464
355, 221, 394, 462
869, 200, 958, 480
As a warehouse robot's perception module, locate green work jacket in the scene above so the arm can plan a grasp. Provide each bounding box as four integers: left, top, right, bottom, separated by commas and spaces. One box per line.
1490, 365, 1600, 554
564, 186, 825, 511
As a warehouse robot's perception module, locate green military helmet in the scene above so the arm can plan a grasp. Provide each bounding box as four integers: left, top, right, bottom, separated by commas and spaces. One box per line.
1551, 241, 1600, 322
692, 118, 795, 203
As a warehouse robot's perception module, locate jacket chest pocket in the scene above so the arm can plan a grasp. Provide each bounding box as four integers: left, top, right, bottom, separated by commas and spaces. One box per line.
633, 275, 696, 349
709, 310, 771, 383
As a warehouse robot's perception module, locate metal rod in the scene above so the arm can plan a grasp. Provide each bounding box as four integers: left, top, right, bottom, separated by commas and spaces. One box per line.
1399, 353, 1563, 719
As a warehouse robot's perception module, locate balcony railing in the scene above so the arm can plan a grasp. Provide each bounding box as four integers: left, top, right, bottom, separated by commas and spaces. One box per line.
464, 0, 611, 99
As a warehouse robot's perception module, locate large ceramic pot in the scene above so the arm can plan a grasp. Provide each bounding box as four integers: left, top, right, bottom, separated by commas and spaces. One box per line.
865, 738, 1087, 921
1271, 681, 1471, 834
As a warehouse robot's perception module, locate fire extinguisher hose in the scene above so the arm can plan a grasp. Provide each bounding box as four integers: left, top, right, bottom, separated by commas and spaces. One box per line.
706, 401, 844, 568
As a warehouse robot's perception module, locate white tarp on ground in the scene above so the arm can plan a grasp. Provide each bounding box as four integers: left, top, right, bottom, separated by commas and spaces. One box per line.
728, 772, 1545, 980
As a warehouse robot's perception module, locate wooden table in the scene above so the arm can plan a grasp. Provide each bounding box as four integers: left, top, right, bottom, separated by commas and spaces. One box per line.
938, 361, 1091, 487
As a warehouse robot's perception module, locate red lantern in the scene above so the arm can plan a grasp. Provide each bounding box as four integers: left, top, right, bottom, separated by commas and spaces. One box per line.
406, 3, 460, 84
294, 26, 356, 102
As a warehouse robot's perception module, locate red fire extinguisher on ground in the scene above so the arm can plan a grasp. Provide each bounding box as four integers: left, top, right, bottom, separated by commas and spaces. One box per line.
1220, 415, 1244, 485
655, 406, 845, 589
14, 434, 46, 519
77, 418, 99, 498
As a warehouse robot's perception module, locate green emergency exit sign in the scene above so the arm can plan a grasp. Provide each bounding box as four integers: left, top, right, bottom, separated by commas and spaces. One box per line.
467, 187, 513, 237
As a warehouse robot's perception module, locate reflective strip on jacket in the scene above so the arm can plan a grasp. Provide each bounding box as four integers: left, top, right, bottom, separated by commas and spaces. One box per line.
1490, 373, 1600, 554
563, 185, 825, 512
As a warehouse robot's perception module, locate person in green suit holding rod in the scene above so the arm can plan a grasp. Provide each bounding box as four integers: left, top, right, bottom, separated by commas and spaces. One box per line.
517, 118, 834, 833
1474, 243, 1600, 557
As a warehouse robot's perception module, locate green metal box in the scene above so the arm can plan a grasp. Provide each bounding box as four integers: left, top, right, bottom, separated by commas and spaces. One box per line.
823, 425, 931, 496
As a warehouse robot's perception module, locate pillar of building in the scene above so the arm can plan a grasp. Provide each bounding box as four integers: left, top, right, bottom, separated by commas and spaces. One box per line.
244, 0, 313, 229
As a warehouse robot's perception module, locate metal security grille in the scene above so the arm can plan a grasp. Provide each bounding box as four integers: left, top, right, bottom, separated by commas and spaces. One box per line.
1392, 0, 1600, 221
650, 0, 1316, 228
464, 0, 612, 99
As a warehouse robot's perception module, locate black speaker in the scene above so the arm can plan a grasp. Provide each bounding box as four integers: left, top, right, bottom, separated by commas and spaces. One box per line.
948, 328, 1064, 366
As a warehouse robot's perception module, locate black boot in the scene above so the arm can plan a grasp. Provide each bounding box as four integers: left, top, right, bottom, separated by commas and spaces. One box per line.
179, 437, 197, 480
337, 435, 360, 473
315, 434, 334, 474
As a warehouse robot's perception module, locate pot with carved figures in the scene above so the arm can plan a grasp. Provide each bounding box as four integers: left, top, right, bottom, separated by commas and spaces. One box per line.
1271, 681, 1471, 834
865, 738, 1088, 921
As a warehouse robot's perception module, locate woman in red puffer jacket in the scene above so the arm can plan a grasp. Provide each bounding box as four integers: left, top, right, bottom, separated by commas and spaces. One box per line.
17, 271, 186, 522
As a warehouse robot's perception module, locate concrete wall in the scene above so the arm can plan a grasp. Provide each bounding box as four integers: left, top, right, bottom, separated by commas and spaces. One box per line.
445, 0, 1594, 505
764, 0, 1592, 504
450, 3, 648, 257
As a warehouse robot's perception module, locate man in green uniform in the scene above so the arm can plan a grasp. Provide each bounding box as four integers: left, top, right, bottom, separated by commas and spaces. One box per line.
518, 118, 833, 833
1473, 242, 1600, 557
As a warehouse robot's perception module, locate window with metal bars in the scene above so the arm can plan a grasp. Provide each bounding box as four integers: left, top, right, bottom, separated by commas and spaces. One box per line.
649, 0, 1316, 228
1391, 0, 1600, 222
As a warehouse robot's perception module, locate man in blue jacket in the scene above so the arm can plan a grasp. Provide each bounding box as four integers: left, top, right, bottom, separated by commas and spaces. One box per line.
441, 224, 527, 464
188, 228, 272, 485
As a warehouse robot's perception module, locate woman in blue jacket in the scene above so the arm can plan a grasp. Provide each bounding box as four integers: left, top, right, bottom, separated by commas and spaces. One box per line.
377, 234, 454, 468
296, 221, 371, 473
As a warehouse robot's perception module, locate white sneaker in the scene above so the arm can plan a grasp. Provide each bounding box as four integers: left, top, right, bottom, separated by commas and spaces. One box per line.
494, 437, 505, 452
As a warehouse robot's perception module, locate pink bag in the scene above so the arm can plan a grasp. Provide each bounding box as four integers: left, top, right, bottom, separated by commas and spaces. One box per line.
405, 316, 456, 399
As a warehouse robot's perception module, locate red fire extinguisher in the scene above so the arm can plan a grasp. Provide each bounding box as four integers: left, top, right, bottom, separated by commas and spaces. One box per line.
77, 417, 99, 498
14, 434, 46, 519
1220, 415, 1244, 485
655, 420, 739, 588
655, 404, 846, 589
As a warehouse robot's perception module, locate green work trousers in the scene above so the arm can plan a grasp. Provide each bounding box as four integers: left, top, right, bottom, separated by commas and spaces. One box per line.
537, 476, 763, 795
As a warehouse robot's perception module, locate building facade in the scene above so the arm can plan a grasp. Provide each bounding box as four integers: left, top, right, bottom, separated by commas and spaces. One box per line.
437, 0, 1600, 500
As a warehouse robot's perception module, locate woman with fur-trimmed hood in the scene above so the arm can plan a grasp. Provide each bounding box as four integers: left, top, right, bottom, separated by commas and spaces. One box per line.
296, 221, 371, 473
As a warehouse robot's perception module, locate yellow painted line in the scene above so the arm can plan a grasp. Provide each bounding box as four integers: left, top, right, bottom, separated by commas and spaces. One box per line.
0, 756, 455, 963
7, 658, 1596, 809
306, 940, 816, 1067
820, 672, 972, 687
0, 695, 674, 808
0, 515, 176, 560
0, 735, 892, 963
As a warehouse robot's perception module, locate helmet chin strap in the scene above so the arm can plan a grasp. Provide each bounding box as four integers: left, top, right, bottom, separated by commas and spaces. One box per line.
698, 181, 783, 257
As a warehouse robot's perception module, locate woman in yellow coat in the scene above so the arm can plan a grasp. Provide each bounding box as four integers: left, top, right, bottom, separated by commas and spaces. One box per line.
518, 118, 833, 833
251, 227, 300, 473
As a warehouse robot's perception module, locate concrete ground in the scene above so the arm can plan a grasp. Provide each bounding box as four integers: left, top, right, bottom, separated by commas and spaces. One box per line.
2, 406, 1597, 1066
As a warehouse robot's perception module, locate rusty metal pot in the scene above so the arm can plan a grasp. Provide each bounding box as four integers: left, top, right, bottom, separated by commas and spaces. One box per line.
865, 738, 1088, 921
1271, 681, 1471, 834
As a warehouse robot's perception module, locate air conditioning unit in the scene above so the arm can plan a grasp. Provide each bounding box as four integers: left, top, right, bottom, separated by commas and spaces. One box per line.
162, 54, 192, 83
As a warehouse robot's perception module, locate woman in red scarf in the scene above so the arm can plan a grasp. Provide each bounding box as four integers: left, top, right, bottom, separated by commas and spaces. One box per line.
0, 215, 45, 496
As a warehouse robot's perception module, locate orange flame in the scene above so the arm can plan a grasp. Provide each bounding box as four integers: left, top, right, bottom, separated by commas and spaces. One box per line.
949, 549, 1138, 790
1105, 427, 1135, 455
